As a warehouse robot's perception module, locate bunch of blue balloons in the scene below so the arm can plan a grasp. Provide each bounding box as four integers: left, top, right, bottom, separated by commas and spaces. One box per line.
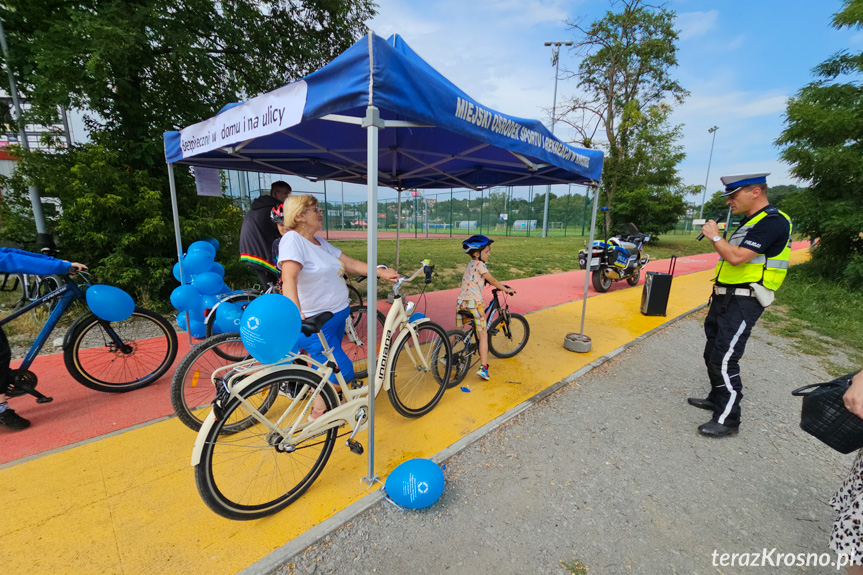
169, 239, 242, 338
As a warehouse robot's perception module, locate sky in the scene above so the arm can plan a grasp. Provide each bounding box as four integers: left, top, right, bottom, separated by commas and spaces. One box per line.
318, 0, 858, 204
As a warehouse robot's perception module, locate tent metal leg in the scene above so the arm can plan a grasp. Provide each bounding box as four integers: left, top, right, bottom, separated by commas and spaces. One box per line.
362, 105, 382, 485
580, 184, 600, 335
167, 162, 193, 347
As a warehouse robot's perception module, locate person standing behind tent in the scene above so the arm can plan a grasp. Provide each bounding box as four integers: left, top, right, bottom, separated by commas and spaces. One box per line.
687, 173, 792, 438
277, 194, 399, 419
240, 181, 291, 287
0, 248, 87, 431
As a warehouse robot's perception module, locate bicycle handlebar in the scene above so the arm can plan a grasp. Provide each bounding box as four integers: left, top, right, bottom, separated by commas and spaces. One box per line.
392, 260, 434, 296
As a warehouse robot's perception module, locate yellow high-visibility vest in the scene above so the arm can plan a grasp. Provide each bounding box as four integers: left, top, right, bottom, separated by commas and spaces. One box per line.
714, 208, 792, 290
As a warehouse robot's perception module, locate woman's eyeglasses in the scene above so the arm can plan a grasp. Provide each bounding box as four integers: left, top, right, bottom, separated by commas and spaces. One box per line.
308, 206, 323, 214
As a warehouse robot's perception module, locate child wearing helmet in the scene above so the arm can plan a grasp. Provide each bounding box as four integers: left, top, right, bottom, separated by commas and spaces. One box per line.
457, 235, 515, 381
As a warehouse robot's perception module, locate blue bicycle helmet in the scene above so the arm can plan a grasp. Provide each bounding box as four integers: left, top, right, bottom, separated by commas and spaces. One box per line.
462, 234, 494, 254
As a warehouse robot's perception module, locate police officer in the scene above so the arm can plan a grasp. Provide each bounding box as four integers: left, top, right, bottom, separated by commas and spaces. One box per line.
688, 173, 792, 437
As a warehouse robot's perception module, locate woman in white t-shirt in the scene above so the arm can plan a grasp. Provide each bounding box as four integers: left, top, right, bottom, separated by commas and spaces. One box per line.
278, 194, 399, 419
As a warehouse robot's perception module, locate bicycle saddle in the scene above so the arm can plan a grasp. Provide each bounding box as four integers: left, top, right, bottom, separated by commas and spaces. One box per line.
300, 311, 335, 336
457, 310, 474, 320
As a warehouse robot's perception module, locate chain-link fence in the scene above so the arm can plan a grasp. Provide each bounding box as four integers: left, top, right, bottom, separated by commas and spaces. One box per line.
222, 170, 700, 239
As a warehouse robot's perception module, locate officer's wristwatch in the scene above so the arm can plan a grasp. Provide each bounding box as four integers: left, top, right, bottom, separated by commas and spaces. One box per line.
711, 235, 722, 243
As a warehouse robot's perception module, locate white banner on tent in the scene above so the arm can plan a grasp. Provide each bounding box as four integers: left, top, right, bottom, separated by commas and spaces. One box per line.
177, 81, 308, 159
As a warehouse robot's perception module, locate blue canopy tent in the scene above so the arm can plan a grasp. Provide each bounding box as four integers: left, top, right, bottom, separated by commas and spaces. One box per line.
164, 31, 604, 482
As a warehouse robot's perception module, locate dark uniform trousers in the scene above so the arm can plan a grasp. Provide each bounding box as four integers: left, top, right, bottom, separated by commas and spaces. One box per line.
703, 291, 764, 427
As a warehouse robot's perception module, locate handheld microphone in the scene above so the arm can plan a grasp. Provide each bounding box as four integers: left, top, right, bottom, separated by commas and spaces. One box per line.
696, 212, 728, 241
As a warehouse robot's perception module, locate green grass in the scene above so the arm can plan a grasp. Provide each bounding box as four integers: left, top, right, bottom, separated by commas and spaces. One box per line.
333, 234, 716, 298
761, 264, 863, 376
561, 559, 590, 574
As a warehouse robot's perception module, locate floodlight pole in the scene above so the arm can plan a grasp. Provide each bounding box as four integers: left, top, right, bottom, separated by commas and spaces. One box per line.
0, 16, 50, 248
698, 126, 719, 219
541, 40, 572, 238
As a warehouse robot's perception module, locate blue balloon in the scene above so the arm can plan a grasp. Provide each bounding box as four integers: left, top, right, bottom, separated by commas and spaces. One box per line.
208, 262, 225, 278
188, 240, 216, 259
175, 313, 187, 332
85, 285, 136, 322
240, 294, 301, 364
183, 251, 213, 275
171, 285, 202, 312
384, 459, 445, 509
202, 237, 220, 251
188, 319, 207, 338
192, 271, 224, 295
172, 262, 192, 284
201, 294, 220, 313
216, 302, 243, 334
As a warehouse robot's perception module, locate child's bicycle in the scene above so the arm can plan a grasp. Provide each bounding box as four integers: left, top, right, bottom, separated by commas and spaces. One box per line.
170, 304, 384, 432
445, 286, 530, 387
190, 261, 452, 520
0, 272, 178, 403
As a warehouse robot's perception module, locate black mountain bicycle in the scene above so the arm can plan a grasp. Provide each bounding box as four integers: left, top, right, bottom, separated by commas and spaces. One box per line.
445, 286, 530, 387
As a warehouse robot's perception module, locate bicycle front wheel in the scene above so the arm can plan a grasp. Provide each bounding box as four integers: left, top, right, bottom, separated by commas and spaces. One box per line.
64, 307, 178, 392
444, 329, 473, 388
344, 305, 385, 380
171, 333, 253, 432
387, 322, 451, 417
195, 369, 338, 520
488, 311, 530, 358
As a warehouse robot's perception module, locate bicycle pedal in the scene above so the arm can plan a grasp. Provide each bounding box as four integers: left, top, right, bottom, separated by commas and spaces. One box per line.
346, 439, 364, 455
488, 328, 499, 335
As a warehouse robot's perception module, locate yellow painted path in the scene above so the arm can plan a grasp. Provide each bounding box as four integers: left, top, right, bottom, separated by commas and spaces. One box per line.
1, 250, 810, 575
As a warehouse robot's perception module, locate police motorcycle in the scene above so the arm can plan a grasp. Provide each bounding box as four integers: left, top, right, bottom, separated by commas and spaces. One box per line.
577, 211, 650, 293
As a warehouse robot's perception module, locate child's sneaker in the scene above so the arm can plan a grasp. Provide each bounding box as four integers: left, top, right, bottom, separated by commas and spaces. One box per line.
476, 364, 489, 381
0, 407, 31, 431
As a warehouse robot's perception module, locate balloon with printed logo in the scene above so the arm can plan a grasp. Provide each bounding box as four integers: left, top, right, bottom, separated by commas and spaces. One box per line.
384, 459, 444, 509
216, 302, 243, 334
192, 271, 224, 295
239, 294, 301, 365
188, 318, 207, 338
170, 285, 202, 312
188, 240, 216, 259
85, 285, 135, 322
172, 261, 192, 284
208, 262, 225, 279
183, 250, 213, 276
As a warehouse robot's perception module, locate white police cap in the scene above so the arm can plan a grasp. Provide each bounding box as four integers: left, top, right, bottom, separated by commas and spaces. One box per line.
719, 173, 769, 197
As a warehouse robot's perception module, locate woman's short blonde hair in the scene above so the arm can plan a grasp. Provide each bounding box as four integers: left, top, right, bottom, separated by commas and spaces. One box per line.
283, 194, 318, 231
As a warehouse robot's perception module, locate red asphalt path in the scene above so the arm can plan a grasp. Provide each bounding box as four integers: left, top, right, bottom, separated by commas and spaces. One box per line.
0, 243, 807, 465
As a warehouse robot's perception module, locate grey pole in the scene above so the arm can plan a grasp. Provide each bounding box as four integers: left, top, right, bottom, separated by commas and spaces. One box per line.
542, 40, 572, 238
580, 184, 600, 335
698, 126, 719, 219
59, 105, 73, 147
0, 16, 49, 242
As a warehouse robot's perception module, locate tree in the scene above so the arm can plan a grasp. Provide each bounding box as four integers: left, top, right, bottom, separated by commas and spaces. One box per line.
0, 0, 375, 303
776, 0, 863, 284
557, 0, 690, 235
0, 0, 375, 164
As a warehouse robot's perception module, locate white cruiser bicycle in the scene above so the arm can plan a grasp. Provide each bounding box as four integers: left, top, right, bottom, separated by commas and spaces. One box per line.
191, 261, 452, 520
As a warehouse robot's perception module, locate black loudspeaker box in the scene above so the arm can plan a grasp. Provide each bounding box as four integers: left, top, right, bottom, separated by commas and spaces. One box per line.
640, 256, 677, 316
